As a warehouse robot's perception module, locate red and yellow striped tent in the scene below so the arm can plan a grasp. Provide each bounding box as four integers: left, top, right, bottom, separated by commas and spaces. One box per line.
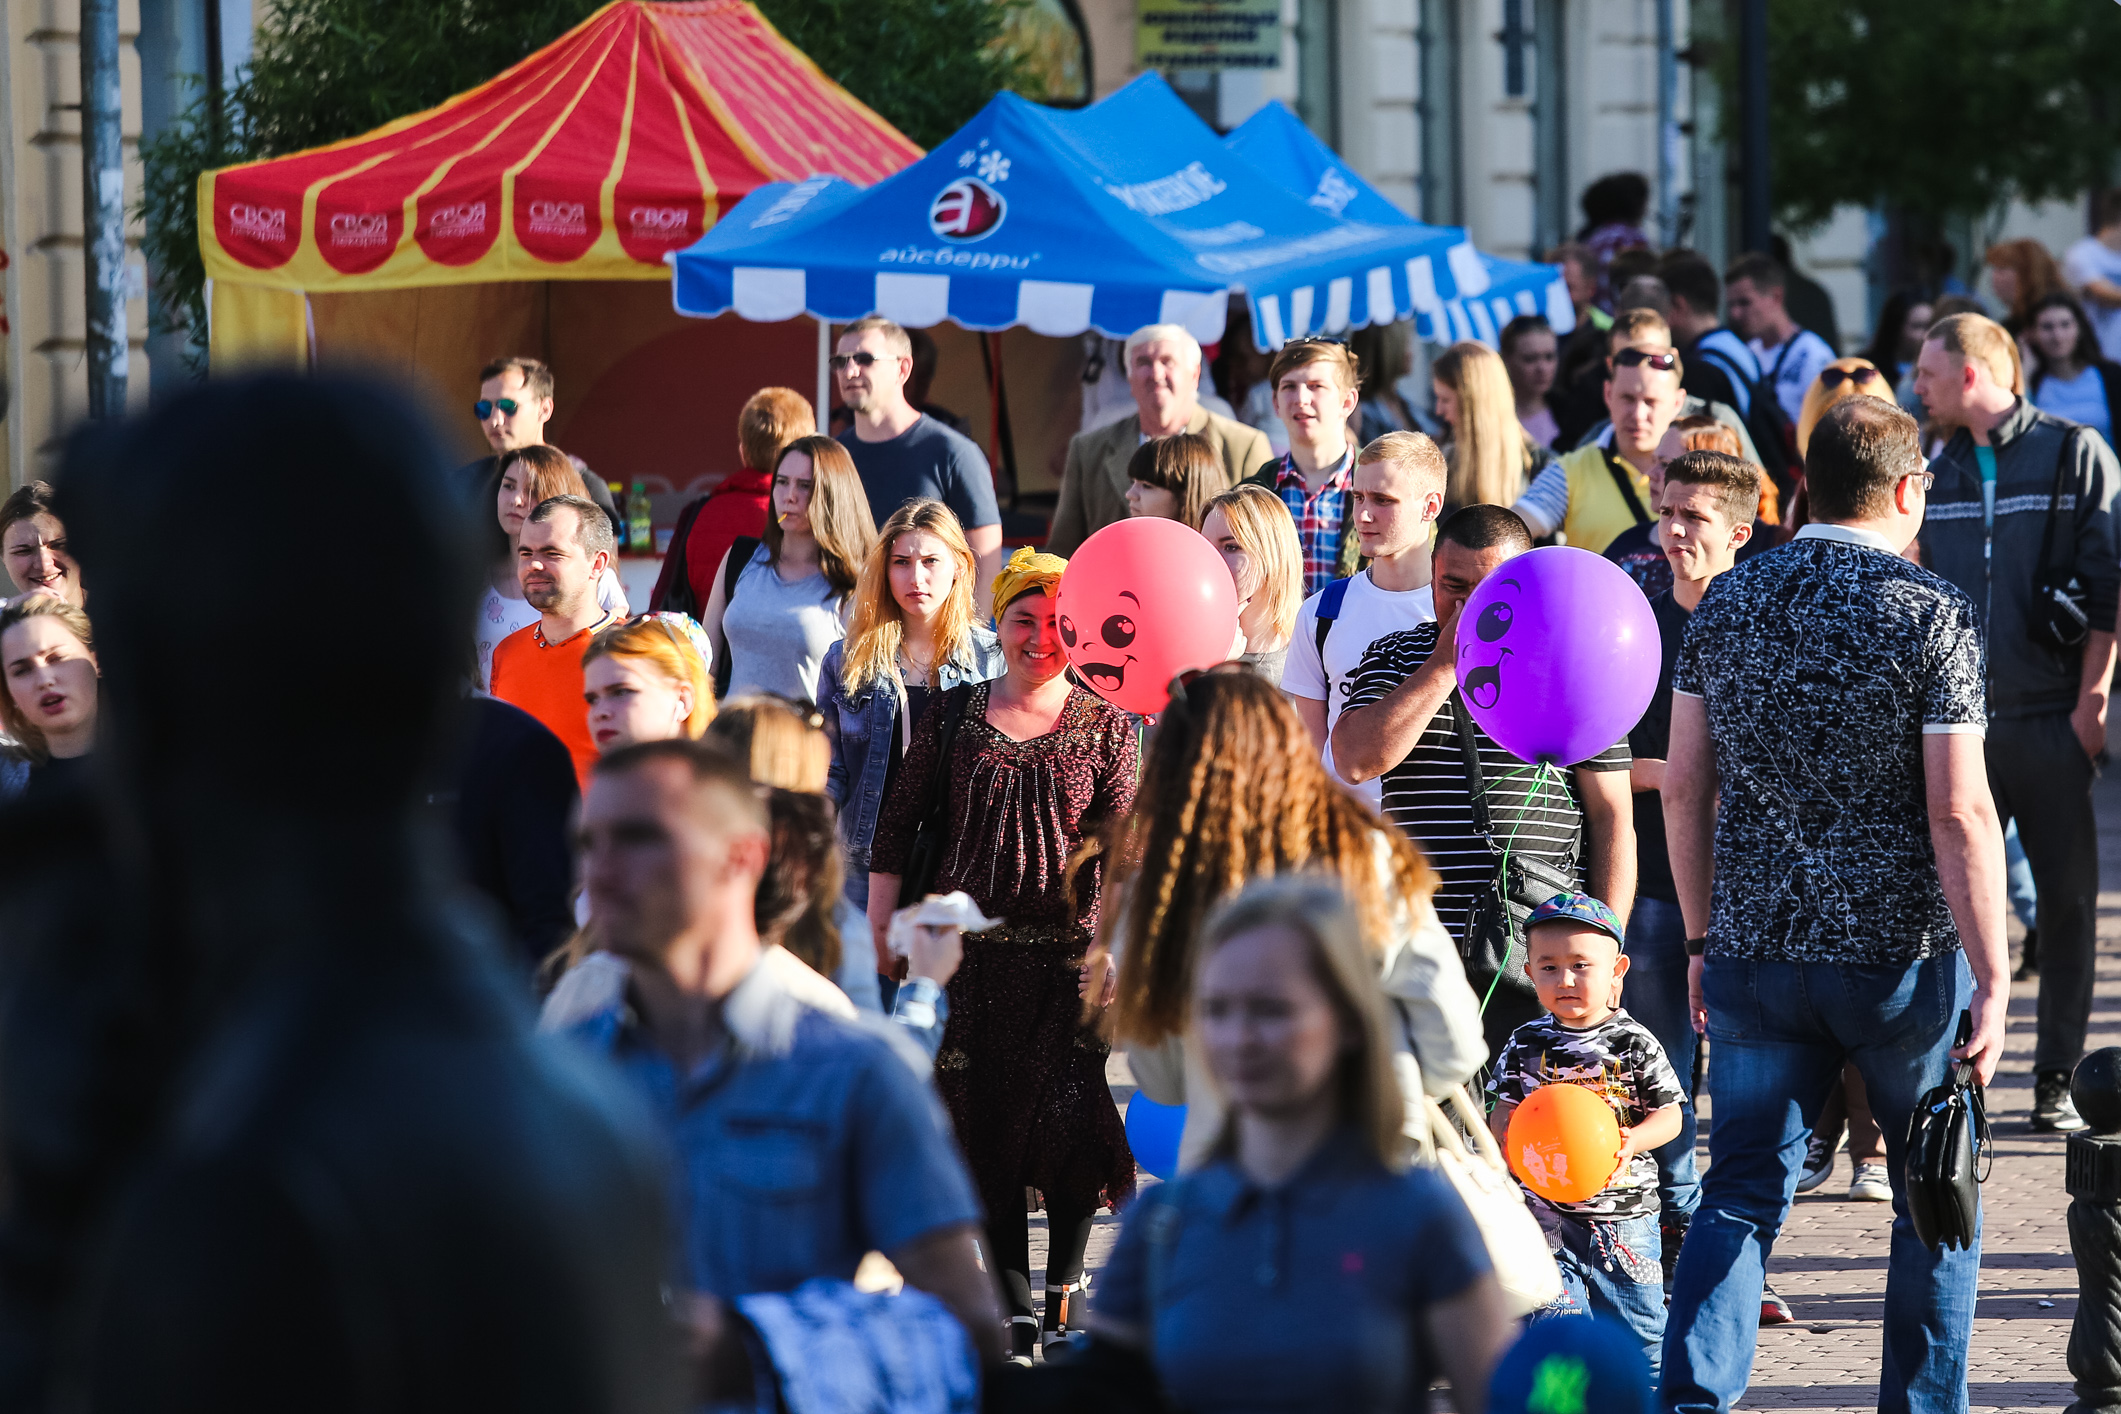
199, 0, 920, 363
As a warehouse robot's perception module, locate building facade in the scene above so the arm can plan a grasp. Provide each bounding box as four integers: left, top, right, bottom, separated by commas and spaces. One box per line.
0, 0, 247, 488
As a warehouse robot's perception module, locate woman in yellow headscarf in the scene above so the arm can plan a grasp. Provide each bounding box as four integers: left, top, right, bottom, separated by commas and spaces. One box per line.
867, 546, 1141, 1361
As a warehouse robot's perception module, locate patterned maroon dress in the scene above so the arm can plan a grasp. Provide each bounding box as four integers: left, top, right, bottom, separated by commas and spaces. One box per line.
871, 681, 1139, 1217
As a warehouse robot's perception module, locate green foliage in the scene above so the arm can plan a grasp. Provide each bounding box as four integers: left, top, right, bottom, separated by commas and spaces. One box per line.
755, 0, 1031, 146
140, 0, 1027, 356
1728, 0, 2121, 230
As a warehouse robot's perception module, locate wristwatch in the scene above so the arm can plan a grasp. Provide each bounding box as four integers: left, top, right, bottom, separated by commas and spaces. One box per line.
1685, 937, 1708, 956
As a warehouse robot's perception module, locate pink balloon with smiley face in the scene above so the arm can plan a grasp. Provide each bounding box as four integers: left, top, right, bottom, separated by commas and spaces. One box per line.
1452, 545, 1659, 766
1055, 518, 1239, 715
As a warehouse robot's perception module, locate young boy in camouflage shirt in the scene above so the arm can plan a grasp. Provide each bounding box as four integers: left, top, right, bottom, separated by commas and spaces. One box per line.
1487, 893, 1684, 1374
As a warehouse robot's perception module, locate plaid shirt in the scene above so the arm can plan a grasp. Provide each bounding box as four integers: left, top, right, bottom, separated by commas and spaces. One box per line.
1273, 448, 1356, 596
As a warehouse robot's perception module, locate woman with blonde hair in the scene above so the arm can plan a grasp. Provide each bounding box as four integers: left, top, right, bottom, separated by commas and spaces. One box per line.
1089, 876, 1511, 1413
1123, 432, 1227, 529
1985, 238, 2064, 335
1094, 668, 1484, 1174
701, 435, 877, 703
1198, 485, 1302, 684
0, 593, 98, 796
822, 499, 1003, 918
580, 613, 716, 753
1432, 340, 1554, 511
476, 444, 628, 691
708, 694, 832, 793
1794, 358, 1895, 460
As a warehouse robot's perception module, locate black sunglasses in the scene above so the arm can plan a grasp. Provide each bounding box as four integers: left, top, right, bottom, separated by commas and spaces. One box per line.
829, 351, 890, 372
1819, 366, 1882, 390
473, 397, 524, 420
1610, 347, 1679, 371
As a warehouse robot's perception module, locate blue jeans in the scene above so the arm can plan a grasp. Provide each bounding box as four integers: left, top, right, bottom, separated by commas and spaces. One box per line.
1662, 953, 1978, 1414
1535, 1208, 1667, 1376
2003, 819, 2037, 932
1624, 897, 1701, 1224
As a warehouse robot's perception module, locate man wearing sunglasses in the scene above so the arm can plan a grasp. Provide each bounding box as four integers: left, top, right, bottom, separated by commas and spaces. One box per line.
832, 317, 1002, 611
460, 356, 618, 530
1514, 324, 1688, 554
1916, 311, 2121, 1132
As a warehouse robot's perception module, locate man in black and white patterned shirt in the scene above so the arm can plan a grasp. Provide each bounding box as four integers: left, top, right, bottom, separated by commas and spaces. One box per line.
1660, 396, 2010, 1414
1332, 505, 1635, 1059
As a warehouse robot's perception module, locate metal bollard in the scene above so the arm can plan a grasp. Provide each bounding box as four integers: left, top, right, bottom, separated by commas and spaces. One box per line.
2068, 1048, 2121, 1414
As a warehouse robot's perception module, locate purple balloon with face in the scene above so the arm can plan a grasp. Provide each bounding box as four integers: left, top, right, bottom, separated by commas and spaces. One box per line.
1453, 545, 1660, 766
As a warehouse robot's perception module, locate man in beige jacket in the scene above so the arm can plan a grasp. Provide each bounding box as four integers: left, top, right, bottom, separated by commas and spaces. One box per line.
1047, 324, 1275, 555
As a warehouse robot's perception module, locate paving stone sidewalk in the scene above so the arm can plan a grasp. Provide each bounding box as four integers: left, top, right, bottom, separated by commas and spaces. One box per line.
1046, 773, 2121, 1410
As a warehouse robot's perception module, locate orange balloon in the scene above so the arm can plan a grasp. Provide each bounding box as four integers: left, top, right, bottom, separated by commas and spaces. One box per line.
1506, 1082, 1624, 1203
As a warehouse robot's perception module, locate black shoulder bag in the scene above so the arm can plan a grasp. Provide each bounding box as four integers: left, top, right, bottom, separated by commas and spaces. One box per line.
2029, 429, 2091, 653
897, 686, 973, 902
1453, 693, 1578, 1009
1603, 451, 1651, 528
1905, 1011, 1990, 1252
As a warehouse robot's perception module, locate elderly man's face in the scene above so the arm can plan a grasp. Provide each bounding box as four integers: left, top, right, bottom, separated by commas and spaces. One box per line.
1129, 337, 1198, 427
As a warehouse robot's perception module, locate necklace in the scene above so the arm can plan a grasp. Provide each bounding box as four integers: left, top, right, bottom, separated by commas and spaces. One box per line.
899, 639, 936, 681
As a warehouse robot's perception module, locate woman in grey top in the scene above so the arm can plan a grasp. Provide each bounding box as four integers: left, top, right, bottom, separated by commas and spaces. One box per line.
701, 435, 877, 703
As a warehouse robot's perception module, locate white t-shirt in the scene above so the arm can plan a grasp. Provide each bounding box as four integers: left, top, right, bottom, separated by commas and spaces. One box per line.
473, 571, 630, 694
1749, 328, 1836, 426
1281, 570, 1436, 806
2066, 237, 2121, 364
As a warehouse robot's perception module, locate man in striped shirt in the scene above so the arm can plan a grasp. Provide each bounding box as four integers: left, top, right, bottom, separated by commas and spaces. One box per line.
1332, 504, 1636, 1056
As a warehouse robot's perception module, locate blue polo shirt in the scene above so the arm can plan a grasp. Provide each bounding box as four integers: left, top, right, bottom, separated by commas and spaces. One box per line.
1096, 1129, 1490, 1412
552, 953, 982, 1298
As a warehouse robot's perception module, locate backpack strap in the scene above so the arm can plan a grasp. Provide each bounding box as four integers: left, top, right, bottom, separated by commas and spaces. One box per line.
649, 494, 711, 616
712, 535, 763, 698
1312, 574, 1354, 679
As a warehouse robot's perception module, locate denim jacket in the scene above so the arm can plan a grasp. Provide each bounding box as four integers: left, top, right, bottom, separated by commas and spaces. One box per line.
820, 626, 1004, 904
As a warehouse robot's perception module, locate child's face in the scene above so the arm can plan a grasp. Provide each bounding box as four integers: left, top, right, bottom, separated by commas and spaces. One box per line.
1525, 923, 1628, 1025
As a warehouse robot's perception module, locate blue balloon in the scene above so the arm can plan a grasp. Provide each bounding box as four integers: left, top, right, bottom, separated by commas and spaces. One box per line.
1124, 1094, 1187, 1180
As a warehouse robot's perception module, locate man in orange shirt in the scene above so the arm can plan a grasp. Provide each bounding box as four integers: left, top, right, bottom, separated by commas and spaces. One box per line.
490, 494, 618, 788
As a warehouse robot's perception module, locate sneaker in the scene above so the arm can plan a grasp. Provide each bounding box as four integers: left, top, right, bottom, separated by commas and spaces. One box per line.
1848, 1161, 1892, 1202
2014, 927, 2040, 981
2034, 1071, 2090, 1132
1760, 1283, 1795, 1326
1795, 1133, 1840, 1193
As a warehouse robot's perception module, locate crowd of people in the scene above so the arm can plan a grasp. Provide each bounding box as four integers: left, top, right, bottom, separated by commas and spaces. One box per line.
4, 194, 2117, 1414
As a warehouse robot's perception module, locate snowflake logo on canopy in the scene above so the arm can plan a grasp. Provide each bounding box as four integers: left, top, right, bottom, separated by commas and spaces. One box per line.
958, 150, 976, 168
977, 150, 1011, 184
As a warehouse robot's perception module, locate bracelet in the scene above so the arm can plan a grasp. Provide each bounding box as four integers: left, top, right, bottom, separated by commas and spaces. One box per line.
1685, 937, 1708, 957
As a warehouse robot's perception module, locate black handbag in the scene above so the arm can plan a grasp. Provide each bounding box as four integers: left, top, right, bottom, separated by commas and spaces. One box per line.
896, 687, 971, 902
1904, 1011, 1991, 1252
2030, 429, 2091, 654
1452, 693, 1579, 1008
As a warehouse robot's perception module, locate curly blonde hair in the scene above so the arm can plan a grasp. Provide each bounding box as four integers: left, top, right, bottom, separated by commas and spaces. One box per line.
1101, 668, 1437, 1046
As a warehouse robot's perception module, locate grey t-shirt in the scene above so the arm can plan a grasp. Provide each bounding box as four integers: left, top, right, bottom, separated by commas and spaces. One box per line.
839, 415, 1000, 532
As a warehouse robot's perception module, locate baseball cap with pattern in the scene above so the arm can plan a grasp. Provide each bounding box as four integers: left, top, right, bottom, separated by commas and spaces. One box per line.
1525, 892, 1626, 948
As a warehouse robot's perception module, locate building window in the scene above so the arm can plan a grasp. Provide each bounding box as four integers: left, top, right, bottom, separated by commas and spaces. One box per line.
1417, 0, 1461, 225
1294, 0, 1339, 148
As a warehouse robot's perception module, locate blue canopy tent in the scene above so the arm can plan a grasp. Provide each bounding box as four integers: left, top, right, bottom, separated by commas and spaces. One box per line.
1223, 99, 1576, 345
670, 74, 1474, 349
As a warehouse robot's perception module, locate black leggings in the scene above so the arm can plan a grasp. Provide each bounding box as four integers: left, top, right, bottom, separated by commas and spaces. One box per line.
982, 1186, 1097, 1320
